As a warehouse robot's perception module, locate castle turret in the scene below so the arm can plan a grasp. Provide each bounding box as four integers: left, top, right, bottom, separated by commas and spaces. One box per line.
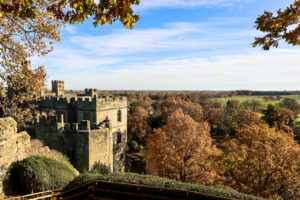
84, 89, 98, 97
52, 80, 64, 96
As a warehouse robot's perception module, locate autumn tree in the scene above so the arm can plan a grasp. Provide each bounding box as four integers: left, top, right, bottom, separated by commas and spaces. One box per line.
225, 100, 242, 114
0, 0, 139, 126
278, 98, 300, 115
128, 106, 151, 144
253, 0, 300, 50
145, 108, 221, 185
241, 99, 263, 113
0, 0, 139, 28
221, 123, 300, 199
262, 104, 277, 127
158, 95, 203, 125
262, 104, 295, 133
235, 109, 265, 129
0, 0, 62, 127
203, 107, 229, 137
0, 62, 46, 128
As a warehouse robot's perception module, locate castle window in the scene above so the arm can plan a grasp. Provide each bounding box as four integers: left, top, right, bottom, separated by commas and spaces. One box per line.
117, 110, 122, 122
117, 132, 122, 144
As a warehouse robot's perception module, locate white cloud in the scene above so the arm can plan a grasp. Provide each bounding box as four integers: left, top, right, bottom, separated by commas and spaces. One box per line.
63, 25, 78, 34
32, 48, 122, 71
66, 21, 256, 56
45, 49, 300, 90
33, 19, 299, 91
135, 0, 251, 10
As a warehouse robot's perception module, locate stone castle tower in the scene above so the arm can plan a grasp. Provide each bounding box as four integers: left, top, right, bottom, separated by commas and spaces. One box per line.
34, 81, 127, 172
51, 80, 64, 96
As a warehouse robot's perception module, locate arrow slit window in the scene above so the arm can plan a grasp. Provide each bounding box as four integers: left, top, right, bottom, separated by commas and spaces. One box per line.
117, 110, 122, 122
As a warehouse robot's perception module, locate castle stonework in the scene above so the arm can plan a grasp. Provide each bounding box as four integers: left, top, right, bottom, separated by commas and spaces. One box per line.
51, 80, 65, 96
0, 118, 30, 198
35, 81, 127, 172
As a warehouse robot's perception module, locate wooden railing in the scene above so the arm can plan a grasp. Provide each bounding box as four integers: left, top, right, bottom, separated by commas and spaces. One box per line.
3, 189, 62, 200
3, 180, 233, 200
57, 180, 233, 200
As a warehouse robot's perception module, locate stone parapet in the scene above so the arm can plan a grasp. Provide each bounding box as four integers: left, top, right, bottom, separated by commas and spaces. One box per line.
0, 118, 30, 198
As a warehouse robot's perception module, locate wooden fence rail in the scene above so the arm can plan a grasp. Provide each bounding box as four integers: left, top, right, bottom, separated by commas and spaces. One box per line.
3, 180, 233, 200
57, 180, 233, 200
3, 189, 62, 200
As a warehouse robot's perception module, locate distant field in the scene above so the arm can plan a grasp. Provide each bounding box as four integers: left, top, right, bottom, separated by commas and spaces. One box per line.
214, 95, 300, 106
214, 95, 300, 122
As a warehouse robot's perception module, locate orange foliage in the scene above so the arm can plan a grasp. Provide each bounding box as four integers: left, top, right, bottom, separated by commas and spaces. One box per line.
145, 108, 221, 185
159, 95, 203, 123
221, 123, 300, 199
0, 62, 46, 128
128, 106, 151, 143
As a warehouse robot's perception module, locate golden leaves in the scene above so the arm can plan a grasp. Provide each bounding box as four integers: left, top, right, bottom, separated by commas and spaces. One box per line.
144, 108, 222, 185
0, 62, 46, 128
0, 0, 140, 126
222, 123, 300, 198
254, 0, 300, 50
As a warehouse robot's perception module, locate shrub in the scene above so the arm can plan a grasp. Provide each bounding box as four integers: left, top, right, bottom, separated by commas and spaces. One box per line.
130, 140, 138, 150
138, 145, 144, 150
64, 172, 265, 200
90, 162, 111, 175
25, 139, 78, 173
4, 156, 77, 195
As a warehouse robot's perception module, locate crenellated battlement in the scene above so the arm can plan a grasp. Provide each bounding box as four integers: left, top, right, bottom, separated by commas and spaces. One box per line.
52, 80, 64, 84
97, 96, 127, 103
39, 96, 97, 107
35, 80, 127, 172
52, 80, 65, 96
96, 96, 127, 109
38, 114, 64, 124
36, 114, 109, 133
84, 88, 98, 97
85, 88, 97, 92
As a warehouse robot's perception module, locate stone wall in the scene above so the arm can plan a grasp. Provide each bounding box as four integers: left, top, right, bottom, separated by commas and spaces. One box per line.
89, 129, 113, 171
96, 96, 127, 172
35, 86, 127, 173
0, 118, 30, 198
35, 117, 114, 172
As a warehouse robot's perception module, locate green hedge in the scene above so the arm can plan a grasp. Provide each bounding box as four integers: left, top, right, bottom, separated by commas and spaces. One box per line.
4, 156, 77, 195
64, 172, 264, 200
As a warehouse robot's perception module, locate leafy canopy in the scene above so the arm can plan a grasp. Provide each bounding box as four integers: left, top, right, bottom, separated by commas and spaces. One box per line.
0, 0, 139, 127
144, 108, 221, 185
221, 121, 300, 199
254, 0, 300, 50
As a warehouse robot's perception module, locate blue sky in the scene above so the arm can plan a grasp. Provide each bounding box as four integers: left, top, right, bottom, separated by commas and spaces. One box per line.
32, 0, 300, 90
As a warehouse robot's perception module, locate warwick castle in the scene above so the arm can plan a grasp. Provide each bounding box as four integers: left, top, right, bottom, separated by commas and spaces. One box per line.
33, 80, 127, 172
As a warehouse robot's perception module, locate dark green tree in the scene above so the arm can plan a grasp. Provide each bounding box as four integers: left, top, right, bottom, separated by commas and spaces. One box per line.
262, 104, 277, 127
278, 98, 300, 115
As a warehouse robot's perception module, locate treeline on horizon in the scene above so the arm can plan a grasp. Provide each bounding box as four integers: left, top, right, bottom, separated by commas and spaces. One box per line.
66, 89, 300, 97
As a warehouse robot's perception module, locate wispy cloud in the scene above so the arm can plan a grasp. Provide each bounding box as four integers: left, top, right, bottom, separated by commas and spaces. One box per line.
66, 21, 256, 56
32, 19, 258, 75
32, 17, 299, 91
135, 0, 251, 10
42, 49, 300, 90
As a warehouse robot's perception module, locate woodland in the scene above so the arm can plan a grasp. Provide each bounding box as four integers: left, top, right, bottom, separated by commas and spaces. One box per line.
121, 91, 300, 199
0, 0, 299, 199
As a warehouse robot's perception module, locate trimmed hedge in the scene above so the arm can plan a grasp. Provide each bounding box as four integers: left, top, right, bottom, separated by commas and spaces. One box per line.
64, 172, 264, 200
4, 156, 77, 195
